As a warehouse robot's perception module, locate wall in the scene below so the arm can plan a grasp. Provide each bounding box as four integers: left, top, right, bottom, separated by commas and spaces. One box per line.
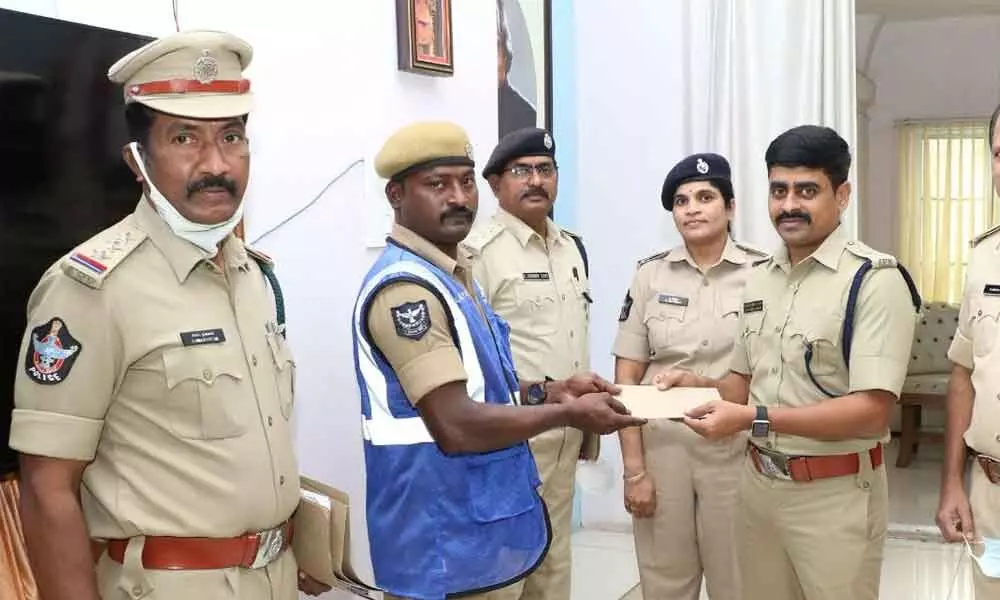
863, 15, 1000, 254
4, 0, 499, 594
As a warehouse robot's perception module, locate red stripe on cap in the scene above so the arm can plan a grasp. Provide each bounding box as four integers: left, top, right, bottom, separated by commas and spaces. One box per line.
126, 79, 251, 97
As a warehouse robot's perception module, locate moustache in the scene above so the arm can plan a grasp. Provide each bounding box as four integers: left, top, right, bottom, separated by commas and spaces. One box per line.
187, 175, 237, 198
776, 211, 811, 224
521, 187, 549, 201
440, 208, 474, 223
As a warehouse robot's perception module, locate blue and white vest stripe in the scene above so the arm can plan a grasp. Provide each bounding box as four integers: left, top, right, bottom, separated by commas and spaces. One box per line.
352, 241, 549, 600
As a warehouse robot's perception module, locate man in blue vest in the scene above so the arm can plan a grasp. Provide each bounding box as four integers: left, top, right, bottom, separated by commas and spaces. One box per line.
352, 121, 645, 600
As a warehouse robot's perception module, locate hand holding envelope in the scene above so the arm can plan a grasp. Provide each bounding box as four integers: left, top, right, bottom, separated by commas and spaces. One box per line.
614, 385, 721, 420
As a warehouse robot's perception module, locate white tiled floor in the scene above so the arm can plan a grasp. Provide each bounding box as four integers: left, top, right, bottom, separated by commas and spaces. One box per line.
570, 438, 979, 599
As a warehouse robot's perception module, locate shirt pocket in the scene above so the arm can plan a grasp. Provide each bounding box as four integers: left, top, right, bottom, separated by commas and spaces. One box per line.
465, 444, 538, 523
569, 275, 592, 323
790, 312, 844, 377
162, 345, 248, 440
644, 300, 687, 352
970, 295, 1000, 358
268, 332, 296, 419
514, 278, 559, 336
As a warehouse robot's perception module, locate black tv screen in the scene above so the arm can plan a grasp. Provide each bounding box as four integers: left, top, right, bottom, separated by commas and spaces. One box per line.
0, 9, 152, 475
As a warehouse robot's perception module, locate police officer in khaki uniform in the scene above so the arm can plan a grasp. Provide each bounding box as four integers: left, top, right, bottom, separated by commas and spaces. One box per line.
9, 31, 327, 600
614, 153, 765, 600
936, 103, 1000, 597
356, 121, 644, 600
654, 125, 919, 600
461, 127, 596, 600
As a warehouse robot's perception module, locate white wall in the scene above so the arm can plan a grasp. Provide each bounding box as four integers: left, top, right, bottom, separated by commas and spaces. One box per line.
4, 0, 499, 594
863, 15, 1000, 254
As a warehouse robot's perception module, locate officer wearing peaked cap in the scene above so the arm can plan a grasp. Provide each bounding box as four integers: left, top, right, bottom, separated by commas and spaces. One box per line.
614, 151, 765, 600
461, 127, 596, 600
354, 121, 645, 599
10, 30, 328, 599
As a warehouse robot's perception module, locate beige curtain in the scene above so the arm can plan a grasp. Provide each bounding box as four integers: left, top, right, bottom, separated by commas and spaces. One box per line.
0, 477, 38, 600
898, 119, 999, 305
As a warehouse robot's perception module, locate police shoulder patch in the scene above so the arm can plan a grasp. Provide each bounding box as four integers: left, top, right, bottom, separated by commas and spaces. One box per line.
61, 221, 147, 289
971, 224, 1000, 248
460, 220, 505, 256
24, 317, 82, 385
844, 240, 897, 269
392, 300, 431, 340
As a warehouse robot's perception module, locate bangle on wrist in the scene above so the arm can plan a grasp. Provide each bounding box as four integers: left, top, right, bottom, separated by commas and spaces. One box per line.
623, 470, 646, 484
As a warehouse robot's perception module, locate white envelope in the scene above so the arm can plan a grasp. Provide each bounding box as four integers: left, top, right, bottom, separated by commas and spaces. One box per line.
615, 385, 720, 420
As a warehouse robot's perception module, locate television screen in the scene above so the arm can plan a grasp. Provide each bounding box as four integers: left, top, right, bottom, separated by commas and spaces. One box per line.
0, 9, 152, 475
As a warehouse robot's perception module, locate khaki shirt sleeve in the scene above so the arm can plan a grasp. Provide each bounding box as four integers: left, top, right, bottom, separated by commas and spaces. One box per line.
10, 272, 122, 461
948, 257, 976, 369
612, 267, 650, 362
848, 268, 918, 395
367, 282, 468, 405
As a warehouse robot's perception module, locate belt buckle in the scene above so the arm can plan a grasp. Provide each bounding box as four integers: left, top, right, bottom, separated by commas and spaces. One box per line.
250, 526, 286, 569
756, 447, 793, 481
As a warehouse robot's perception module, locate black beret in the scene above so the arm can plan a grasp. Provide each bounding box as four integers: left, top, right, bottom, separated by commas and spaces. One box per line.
482, 127, 556, 178
661, 153, 731, 211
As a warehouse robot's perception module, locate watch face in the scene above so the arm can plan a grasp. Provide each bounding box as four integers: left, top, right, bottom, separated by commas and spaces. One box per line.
525, 384, 544, 406
751, 421, 768, 438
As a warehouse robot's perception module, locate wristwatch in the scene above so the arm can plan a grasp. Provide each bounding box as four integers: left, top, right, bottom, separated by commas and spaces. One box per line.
751, 406, 770, 438
524, 377, 553, 406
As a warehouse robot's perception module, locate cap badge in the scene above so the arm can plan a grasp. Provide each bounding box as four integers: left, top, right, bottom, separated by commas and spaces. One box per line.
696, 158, 710, 175
465, 142, 474, 160
543, 133, 553, 149
193, 50, 219, 84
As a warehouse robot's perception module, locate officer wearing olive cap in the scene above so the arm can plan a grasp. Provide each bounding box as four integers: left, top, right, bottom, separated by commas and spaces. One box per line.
10, 30, 328, 600
460, 126, 596, 600
613, 152, 765, 600
353, 121, 645, 600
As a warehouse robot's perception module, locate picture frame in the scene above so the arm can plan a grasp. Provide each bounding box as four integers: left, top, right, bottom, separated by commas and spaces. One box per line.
497, 0, 553, 137
396, 0, 454, 77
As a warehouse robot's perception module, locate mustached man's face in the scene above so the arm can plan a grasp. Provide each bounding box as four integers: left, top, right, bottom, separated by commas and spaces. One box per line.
388, 165, 479, 246
767, 166, 849, 251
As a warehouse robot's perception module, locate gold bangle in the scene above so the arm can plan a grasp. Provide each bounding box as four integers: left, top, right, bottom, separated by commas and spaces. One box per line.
623, 470, 646, 484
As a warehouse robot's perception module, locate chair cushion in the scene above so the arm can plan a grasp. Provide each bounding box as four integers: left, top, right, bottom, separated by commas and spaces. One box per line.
901, 373, 949, 396
907, 302, 960, 375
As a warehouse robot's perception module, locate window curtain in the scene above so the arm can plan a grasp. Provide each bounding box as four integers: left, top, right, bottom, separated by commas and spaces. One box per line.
897, 120, 998, 305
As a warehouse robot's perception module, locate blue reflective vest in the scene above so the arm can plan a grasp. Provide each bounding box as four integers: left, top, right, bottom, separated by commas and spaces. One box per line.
352, 240, 550, 599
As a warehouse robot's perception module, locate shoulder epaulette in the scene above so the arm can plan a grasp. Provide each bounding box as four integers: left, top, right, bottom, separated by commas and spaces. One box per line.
460, 220, 505, 255
61, 220, 147, 289
844, 240, 897, 269
752, 256, 772, 267
562, 227, 581, 241
246, 246, 274, 267
637, 250, 668, 268
734, 240, 769, 259
971, 224, 1000, 248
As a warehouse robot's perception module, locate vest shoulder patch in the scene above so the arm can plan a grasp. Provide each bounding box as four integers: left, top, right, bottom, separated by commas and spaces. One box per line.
60, 221, 147, 289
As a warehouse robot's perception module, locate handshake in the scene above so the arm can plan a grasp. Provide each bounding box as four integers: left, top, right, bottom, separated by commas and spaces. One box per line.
545, 373, 647, 434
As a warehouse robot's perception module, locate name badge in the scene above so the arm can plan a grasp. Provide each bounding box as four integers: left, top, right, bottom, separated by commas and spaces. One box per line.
180, 328, 226, 346
522, 272, 551, 281
743, 300, 764, 313
984, 284, 1000, 297
657, 294, 688, 307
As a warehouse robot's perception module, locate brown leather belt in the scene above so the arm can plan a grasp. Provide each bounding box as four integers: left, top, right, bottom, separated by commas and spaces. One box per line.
976, 454, 1000, 484
748, 443, 883, 482
97, 520, 293, 570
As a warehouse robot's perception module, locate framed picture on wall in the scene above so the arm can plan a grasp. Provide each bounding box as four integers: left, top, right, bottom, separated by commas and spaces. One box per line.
396, 0, 454, 76
497, 0, 553, 136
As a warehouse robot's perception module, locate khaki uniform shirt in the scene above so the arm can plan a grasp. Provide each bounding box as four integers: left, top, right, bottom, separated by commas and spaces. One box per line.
613, 238, 767, 454
733, 225, 917, 456
949, 225, 1000, 457
9, 199, 299, 539
365, 225, 477, 404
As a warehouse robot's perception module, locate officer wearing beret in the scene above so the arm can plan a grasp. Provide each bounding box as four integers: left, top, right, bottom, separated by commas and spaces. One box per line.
460, 127, 595, 600
10, 31, 328, 599
353, 121, 645, 600
655, 126, 919, 600
613, 152, 765, 600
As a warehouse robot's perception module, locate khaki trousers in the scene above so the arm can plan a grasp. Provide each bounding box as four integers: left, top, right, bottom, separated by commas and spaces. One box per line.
0, 476, 38, 600
631, 421, 743, 600
95, 538, 298, 600
969, 464, 1000, 598
737, 451, 887, 600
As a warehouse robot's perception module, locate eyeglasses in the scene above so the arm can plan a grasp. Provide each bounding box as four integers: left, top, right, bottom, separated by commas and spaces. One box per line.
504, 163, 558, 180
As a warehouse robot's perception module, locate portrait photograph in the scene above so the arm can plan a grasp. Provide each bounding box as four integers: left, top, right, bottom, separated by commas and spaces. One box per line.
497, 0, 552, 136
397, 0, 454, 76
